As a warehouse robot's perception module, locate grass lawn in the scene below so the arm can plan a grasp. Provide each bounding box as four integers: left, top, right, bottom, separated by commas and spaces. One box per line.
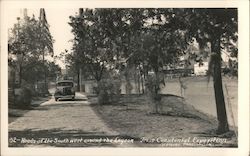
91, 94, 237, 147
161, 76, 238, 126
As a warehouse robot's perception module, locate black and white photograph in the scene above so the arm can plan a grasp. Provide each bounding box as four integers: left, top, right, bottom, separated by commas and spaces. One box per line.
1, 0, 249, 156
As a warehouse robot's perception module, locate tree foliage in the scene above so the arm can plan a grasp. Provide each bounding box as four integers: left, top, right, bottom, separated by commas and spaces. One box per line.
68, 8, 188, 81
8, 11, 56, 87
186, 8, 238, 134
68, 8, 238, 134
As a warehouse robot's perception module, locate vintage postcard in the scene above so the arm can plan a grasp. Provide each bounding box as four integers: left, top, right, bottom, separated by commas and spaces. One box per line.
1, 0, 249, 156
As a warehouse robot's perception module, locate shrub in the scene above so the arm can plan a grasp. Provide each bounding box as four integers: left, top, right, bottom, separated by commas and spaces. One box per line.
96, 79, 121, 105
15, 87, 32, 109
145, 73, 165, 114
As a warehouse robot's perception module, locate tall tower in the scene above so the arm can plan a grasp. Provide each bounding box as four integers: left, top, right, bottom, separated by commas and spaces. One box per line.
39, 8, 53, 55
38, 8, 54, 94
19, 8, 28, 21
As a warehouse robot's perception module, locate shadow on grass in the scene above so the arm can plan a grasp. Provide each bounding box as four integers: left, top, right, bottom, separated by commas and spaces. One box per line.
90, 94, 238, 147
9, 129, 139, 147
191, 129, 237, 138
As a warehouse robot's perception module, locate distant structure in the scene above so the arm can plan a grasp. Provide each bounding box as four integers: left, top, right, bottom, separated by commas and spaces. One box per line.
194, 62, 208, 76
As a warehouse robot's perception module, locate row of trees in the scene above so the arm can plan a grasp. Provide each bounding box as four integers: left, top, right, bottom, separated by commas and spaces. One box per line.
8, 9, 61, 96
67, 8, 237, 134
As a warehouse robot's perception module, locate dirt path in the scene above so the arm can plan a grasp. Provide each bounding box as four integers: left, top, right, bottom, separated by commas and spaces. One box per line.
9, 93, 123, 147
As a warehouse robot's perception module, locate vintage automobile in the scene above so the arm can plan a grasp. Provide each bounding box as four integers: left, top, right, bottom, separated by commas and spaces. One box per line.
54, 80, 75, 101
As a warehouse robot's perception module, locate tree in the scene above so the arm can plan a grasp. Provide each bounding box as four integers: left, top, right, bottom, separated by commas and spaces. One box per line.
186, 8, 238, 134
68, 8, 189, 105
140, 9, 188, 113
8, 16, 41, 86
69, 9, 130, 82
21, 59, 45, 85
68, 8, 238, 129
46, 61, 62, 81
8, 9, 54, 90
63, 49, 82, 91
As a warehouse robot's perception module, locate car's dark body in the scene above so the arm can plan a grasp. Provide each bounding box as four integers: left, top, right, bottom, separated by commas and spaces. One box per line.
54, 80, 75, 101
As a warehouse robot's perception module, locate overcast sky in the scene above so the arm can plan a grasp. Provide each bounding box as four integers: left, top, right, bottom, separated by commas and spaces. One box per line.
8, 8, 79, 68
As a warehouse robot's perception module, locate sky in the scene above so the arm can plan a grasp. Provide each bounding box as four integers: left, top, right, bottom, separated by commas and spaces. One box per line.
8, 8, 79, 68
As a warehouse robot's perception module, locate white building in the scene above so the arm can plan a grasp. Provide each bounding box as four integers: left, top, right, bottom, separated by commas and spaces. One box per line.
194, 62, 208, 76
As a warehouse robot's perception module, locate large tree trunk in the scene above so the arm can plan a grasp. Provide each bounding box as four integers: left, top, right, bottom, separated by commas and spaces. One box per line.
211, 38, 229, 134
153, 69, 162, 114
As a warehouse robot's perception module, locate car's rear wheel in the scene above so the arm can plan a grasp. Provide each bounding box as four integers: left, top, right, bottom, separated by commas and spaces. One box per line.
72, 96, 75, 100
55, 98, 58, 101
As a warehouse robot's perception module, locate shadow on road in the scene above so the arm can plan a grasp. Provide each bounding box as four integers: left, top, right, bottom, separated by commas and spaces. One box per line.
58, 99, 87, 101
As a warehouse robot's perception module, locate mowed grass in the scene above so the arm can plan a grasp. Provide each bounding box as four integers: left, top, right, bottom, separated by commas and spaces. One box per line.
91, 92, 238, 147
161, 76, 238, 126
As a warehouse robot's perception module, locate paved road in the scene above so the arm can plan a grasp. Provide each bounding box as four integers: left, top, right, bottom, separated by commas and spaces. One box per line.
9, 92, 123, 147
